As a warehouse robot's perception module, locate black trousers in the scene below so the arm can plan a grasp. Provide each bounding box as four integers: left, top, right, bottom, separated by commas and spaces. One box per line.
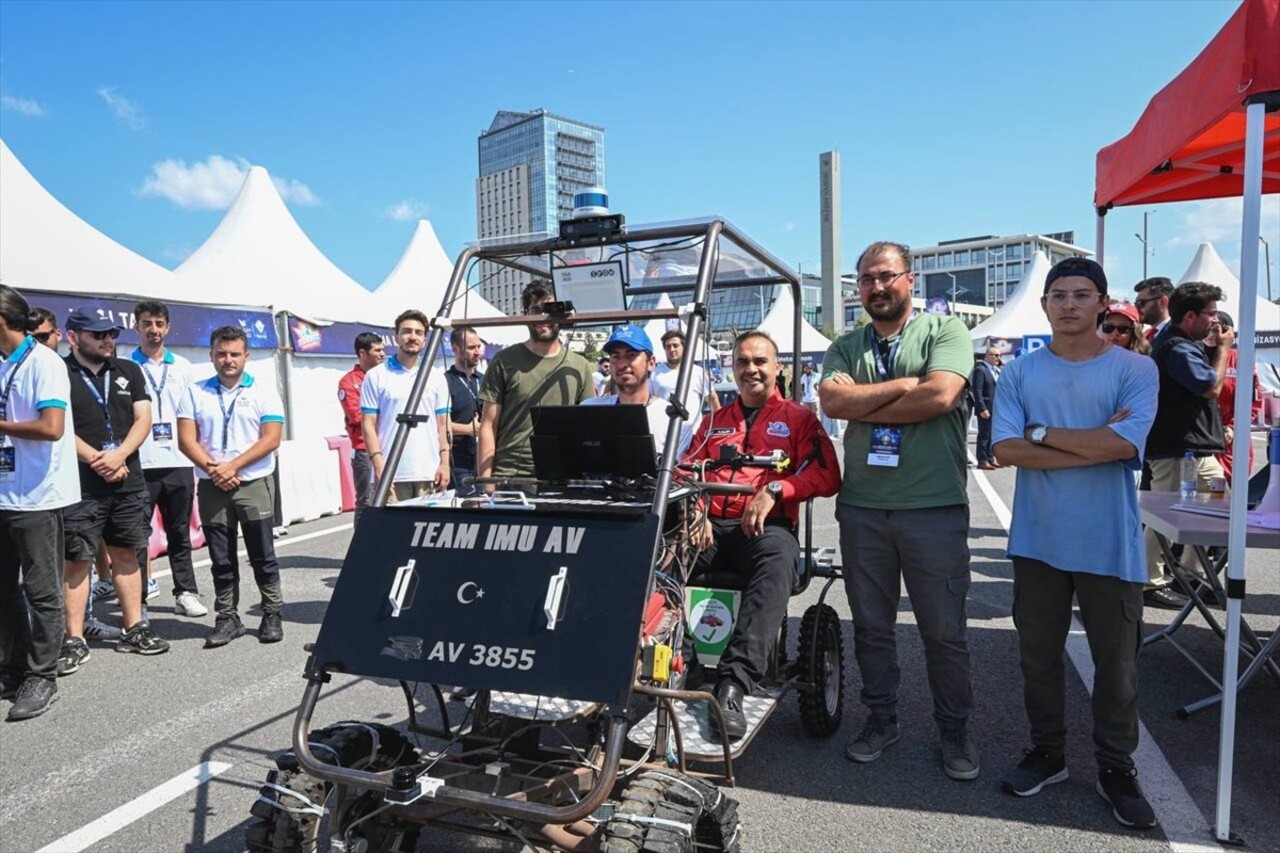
976, 414, 994, 464
0, 509, 66, 682
144, 467, 198, 595
691, 518, 797, 694
197, 478, 282, 617
351, 449, 374, 526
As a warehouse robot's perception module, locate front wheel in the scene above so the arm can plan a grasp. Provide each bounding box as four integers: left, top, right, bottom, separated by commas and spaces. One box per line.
797, 603, 844, 736
601, 770, 741, 853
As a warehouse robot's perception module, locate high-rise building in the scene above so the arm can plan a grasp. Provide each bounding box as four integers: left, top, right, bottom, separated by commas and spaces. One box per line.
904, 232, 1091, 309
476, 109, 606, 313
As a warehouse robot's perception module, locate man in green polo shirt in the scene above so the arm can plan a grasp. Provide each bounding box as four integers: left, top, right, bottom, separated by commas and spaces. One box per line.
819, 240, 978, 782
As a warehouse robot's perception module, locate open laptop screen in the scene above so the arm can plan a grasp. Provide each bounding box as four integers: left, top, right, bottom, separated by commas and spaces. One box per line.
530, 404, 657, 481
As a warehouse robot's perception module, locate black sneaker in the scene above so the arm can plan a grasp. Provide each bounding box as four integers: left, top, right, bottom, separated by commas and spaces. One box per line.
1143, 585, 1188, 611
117, 622, 170, 656
709, 678, 747, 742
205, 615, 246, 649
1097, 766, 1157, 829
1002, 746, 1069, 796
258, 612, 283, 644
56, 638, 90, 676
5, 677, 59, 721
846, 714, 901, 763
940, 725, 980, 781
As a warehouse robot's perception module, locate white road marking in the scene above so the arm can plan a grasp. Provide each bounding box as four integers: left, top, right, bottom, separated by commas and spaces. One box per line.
35, 762, 232, 853
148, 520, 354, 582
971, 459, 1220, 852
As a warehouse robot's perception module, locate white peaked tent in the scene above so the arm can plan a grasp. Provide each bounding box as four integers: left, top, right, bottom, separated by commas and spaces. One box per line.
968, 250, 1054, 351
757, 284, 833, 360
1177, 241, 1280, 331
642, 292, 679, 345
0, 138, 181, 300
175, 166, 375, 323
372, 220, 523, 345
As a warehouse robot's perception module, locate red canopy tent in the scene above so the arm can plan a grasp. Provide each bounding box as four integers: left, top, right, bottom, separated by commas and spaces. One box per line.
1094, 0, 1279, 844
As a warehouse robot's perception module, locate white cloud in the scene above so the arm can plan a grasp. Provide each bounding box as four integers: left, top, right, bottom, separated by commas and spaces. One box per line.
1102, 250, 1123, 279
385, 200, 428, 221
136, 155, 321, 210
96, 86, 146, 130
1166, 196, 1280, 248
782, 221, 797, 233
1, 94, 46, 117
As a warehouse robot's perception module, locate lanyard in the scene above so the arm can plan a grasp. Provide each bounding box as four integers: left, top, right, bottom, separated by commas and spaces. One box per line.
215, 382, 243, 453
79, 367, 115, 443
141, 360, 170, 420
867, 313, 914, 381
0, 343, 35, 422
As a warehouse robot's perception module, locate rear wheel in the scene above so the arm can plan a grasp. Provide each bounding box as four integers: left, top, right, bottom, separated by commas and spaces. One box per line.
601, 770, 741, 853
797, 604, 844, 736
245, 722, 420, 853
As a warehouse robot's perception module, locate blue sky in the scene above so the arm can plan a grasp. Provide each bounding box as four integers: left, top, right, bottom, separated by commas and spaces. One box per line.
1, 0, 1276, 299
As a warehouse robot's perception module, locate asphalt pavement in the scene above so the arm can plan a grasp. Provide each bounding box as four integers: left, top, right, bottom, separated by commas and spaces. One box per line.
1, 435, 1276, 853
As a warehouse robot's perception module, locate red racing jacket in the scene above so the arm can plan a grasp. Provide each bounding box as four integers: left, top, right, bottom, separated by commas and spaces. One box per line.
681, 389, 841, 525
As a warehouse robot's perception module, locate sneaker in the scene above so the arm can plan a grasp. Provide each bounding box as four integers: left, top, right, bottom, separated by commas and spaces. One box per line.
1002, 746, 1068, 797
83, 616, 122, 641
258, 612, 283, 644
56, 638, 90, 676
5, 677, 59, 722
1143, 585, 1188, 611
205, 615, 246, 649
940, 726, 980, 781
845, 715, 901, 763
117, 622, 170, 656
90, 578, 116, 602
175, 592, 208, 618
146, 578, 160, 601
1097, 766, 1157, 828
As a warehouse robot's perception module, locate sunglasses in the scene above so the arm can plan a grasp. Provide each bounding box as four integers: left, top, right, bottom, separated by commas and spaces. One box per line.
1101, 324, 1134, 335
33, 331, 56, 342
82, 329, 121, 340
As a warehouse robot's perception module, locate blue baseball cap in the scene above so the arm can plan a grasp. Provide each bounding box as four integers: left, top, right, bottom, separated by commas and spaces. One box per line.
65, 308, 125, 333
603, 323, 654, 355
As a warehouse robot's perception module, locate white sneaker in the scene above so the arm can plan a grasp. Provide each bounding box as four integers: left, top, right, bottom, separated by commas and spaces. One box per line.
146, 578, 160, 601
174, 592, 208, 617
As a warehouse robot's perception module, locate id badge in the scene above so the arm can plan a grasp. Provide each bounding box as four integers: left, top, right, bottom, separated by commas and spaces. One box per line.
0, 446, 15, 483
101, 440, 121, 452
867, 425, 903, 468
151, 422, 174, 444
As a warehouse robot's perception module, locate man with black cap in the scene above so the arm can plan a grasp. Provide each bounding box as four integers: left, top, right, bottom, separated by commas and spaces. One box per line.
992, 257, 1159, 829
1210, 310, 1261, 481
58, 308, 170, 673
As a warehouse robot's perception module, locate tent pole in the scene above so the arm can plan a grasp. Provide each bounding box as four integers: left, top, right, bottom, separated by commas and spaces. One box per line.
1094, 207, 1106, 266
1215, 97, 1268, 847
275, 312, 295, 442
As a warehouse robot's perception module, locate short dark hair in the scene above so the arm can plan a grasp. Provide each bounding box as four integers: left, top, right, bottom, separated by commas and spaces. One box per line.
394, 309, 429, 332
133, 300, 170, 322
660, 329, 685, 345
856, 241, 913, 273
354, 331, 382, 355
1134, 276, 1174, 297
521, 279, 555, 312
1168, 281, 1225, 325
733, 329, 779, 358
450, 325, 478, 349
209, 325, 248, 348
0, 285, 32, 332
28, 306, 57, 329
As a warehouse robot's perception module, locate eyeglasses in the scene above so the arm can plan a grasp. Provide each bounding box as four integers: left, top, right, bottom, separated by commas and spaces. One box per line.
857, 270, 911, 289
1045, 290, 1101, 306
83, 329, 121, 340
1133, 295, 1164, 309
33, 331, 56, 342
1100, 323, 1134, 335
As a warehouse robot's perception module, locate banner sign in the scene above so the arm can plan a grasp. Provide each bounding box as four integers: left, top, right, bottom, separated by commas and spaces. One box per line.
27, 292, 277, 349
1022, 335, 1051, 354
286, 314, 504, 360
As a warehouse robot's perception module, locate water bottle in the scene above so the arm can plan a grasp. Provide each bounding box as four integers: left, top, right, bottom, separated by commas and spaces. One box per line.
1179, 451, 1197, 501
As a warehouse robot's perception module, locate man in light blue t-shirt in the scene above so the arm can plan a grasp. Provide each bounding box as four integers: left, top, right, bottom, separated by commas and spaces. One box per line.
991, 257, 1159, 830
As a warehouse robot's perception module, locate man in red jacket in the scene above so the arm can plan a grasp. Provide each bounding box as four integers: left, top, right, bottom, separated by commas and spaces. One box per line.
682, 330, 841, 741
337, 332, 386, 525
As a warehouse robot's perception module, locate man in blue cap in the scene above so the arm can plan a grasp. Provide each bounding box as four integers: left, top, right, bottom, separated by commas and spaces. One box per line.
583, 324, 689, 455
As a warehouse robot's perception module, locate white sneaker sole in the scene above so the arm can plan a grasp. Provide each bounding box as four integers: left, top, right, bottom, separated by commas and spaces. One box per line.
1003, 767, 1068, 797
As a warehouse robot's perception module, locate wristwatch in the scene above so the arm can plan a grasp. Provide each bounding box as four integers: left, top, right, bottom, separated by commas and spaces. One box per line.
1029, 425, 1048, 445
766, 481, 784, 499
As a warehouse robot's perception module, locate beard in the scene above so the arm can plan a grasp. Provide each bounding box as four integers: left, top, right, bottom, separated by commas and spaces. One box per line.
864, 294, 910, 322
527, 322, 560, 342
76, 340, 108, 364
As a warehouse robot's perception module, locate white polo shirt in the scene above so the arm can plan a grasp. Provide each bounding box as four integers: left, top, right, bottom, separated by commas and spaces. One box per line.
176, 372, 285, 482
129, 346, 194, 470
582, 394, 690, 457
651, 362, 712, 434
0, 335, 81, 511
360, 355, 450, 483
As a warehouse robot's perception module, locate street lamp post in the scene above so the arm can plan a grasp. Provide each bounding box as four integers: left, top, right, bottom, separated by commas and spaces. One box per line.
1134, 209, 1155, 281
985, 246, 1005, 305
1262, 236, 1273, 302
944, 271, 969, 318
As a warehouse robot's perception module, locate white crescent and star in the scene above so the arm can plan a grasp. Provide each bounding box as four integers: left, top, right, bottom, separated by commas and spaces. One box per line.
456, 581, 485, 605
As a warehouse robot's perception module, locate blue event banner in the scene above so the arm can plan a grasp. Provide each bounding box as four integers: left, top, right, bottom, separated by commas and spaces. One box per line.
287, 314, 503, 360
27, 292, 278, 349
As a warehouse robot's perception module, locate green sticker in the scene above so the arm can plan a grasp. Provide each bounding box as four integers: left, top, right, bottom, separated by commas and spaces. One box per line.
685, 587, 740, 665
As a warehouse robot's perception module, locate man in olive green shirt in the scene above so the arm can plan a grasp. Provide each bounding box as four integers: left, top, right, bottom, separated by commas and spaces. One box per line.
819, 240, 978, 782
477, 280, 595, 479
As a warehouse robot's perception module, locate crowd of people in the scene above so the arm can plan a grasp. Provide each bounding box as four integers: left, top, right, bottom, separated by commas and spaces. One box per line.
1, 239, 1262, 835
